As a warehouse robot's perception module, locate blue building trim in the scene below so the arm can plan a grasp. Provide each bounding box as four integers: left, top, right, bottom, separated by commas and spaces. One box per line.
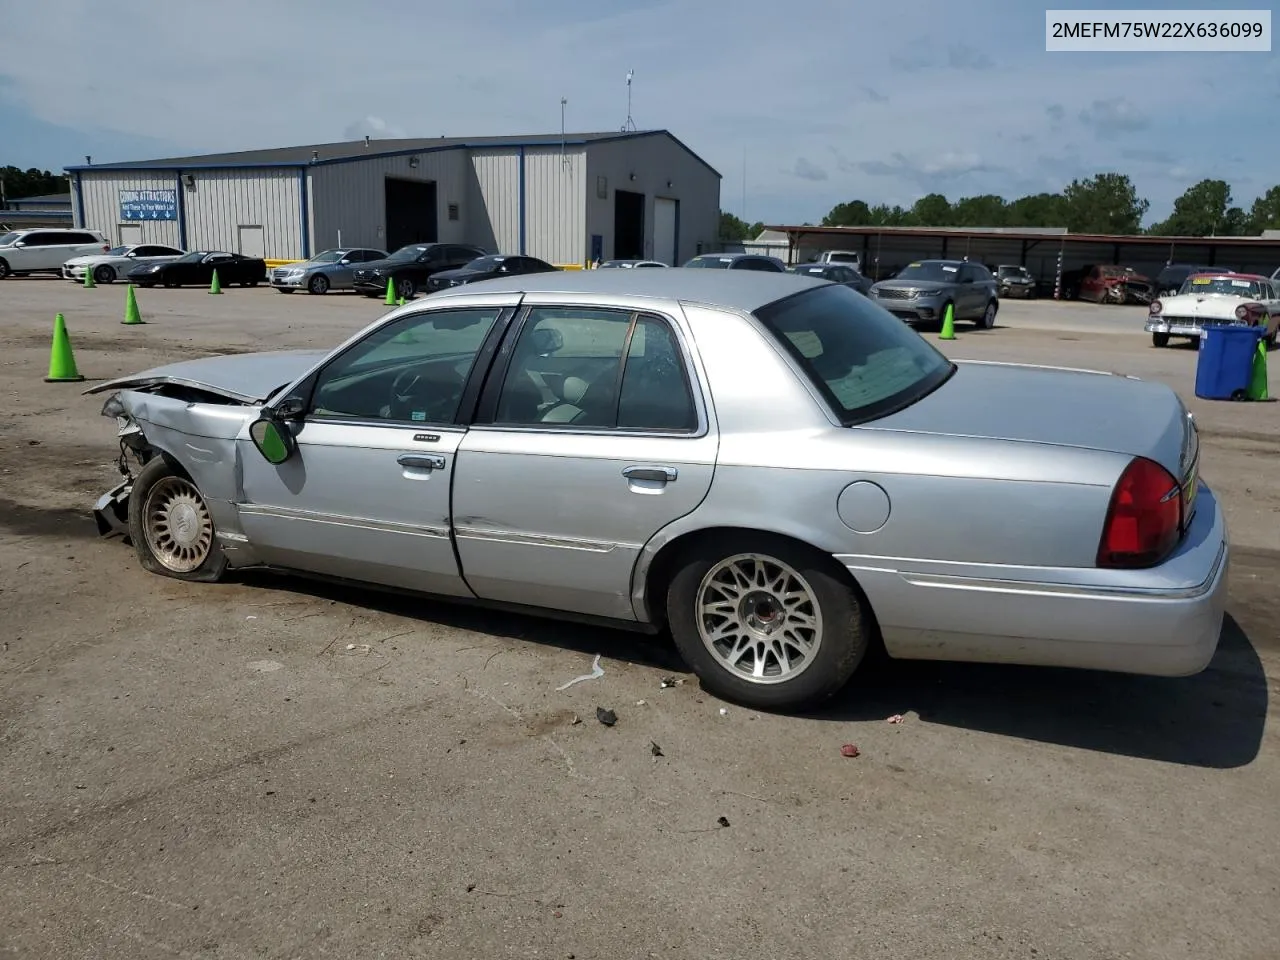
673, 198, 681, 267
174, 172, 188, 249
517, 146, 527, 255
298, 169, 311, 259
72, 173, 84, 228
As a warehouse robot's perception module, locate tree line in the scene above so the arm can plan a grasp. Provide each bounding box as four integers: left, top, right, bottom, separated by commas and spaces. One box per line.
0, 166, 70, 205
720, 173, 1280, 242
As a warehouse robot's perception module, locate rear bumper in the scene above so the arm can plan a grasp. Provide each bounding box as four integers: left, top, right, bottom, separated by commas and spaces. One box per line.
840, 483, 1230, 677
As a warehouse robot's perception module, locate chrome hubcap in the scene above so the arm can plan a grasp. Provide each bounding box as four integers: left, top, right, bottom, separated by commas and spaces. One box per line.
696, 553, 822, 685
143, 477, 213, 573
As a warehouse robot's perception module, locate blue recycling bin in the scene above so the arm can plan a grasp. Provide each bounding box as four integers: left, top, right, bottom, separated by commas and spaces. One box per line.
1194, 325, 1265, 400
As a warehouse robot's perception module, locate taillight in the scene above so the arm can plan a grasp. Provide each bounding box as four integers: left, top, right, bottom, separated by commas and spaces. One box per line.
1149, 299, 1162, 315
1097, 457, 1182, 568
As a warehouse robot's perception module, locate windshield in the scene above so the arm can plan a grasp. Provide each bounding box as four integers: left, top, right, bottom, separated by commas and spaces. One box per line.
753, 283, 954, 425
683, 256, 734, 269
309, 249, 344, 263
997, 265, 1028, 277
894, 262, 960, 283
1180, 275, 1265, 297
0, 232, 19, 246
106, 246, 130, 256
388, 244, 430, 261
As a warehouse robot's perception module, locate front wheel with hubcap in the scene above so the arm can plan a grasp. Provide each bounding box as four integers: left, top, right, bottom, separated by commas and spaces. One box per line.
308, 273, 330, 294
977, 300, 997, 329
665, 535, 871, 710
127, 456, 228, 582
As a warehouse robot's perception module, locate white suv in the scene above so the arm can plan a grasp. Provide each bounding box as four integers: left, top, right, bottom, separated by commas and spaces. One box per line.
0, 228, 109, 279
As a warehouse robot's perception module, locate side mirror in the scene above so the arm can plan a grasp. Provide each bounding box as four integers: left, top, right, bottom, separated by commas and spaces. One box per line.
13, 241, 25, 248
249, 416, 296, 465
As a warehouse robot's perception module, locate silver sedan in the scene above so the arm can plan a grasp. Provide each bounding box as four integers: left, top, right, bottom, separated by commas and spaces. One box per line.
87, 270, 1227, 710
270, 247, 388, 294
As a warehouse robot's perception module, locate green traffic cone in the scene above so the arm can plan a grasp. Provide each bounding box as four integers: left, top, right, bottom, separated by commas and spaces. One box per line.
939, 302, 956, 340
384, 279, 397, 305
122, 284, 144, 325
397, 295, 405, 307
1247, 338, 1269, 401
82, 265, 95, 289
209, 269, 223, 294
44, 313, 85, 382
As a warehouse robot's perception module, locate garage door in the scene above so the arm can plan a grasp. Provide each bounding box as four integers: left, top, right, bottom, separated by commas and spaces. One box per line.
118, 223, 143, 246
653, 198, 677, 266
237, 225, 266, 259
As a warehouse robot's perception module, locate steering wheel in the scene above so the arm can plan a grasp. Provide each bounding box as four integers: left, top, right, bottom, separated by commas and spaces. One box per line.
389, 367, 458, 421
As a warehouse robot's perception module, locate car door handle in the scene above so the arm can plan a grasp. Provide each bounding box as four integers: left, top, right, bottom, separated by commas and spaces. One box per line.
622, 465, 677, 483
398, 454, 446, 471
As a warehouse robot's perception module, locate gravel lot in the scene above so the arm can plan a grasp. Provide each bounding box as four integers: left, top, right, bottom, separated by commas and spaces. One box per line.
1, 278, 1276, 960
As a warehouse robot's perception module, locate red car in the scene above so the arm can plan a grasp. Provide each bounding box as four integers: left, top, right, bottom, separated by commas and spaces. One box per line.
1063, 264, 1155, 305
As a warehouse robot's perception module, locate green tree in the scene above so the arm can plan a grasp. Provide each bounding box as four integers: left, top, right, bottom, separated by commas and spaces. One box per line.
1005, 192, 1069, 227
1248, 185, 1280, 232
1149, 178, 1238, 235
719, 212, 763, 242
867, 203, 910, 226
0, 166, 69, 204
910, 193, 952, 226
1061, 173, 1149, 234
951, 194, 1008, 227
822, 200, 874, 227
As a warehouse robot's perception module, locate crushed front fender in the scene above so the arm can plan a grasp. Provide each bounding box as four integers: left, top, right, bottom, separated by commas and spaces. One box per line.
93, 480, 132, 539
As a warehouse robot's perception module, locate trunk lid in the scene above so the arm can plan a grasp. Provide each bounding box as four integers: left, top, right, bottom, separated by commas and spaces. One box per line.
83, 349, 327, 404
862, 359, 1193, 478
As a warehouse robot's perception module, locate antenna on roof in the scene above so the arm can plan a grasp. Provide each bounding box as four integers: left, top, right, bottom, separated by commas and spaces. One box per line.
621, 70, 636, 132
364, 135, 370, 147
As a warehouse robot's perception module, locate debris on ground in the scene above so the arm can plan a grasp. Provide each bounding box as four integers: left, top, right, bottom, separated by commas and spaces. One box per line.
635, 699, 646, 706
650, 741, 663, 757
887, 714, 905, 724
718, 708, 728, 717
344, 643, 372, 655
595, 706, 617, 727
659, 676, 684, 688
570, 715, 582, 726
840, 743, 861, 758
717, 816, 730, 828
556, 653, 605, 691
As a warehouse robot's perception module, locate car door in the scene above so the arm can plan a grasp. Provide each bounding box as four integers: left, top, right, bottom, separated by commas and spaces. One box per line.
954, 264, 979, 317
235, 298, 517, 594
203, 253, 234, 284
23, 232, 63, 271
452, 296, 717, 621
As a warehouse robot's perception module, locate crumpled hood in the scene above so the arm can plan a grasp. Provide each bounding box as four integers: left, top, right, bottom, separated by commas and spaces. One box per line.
83, 349, 328, 404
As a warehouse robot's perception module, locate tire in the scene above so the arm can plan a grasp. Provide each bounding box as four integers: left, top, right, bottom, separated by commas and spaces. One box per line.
163, 276, 179, 288
976, 299, 997, 330
94, 264, 116, 284
127, 456, 228, 583
665, 533, 871, 710
1151, 332, 1170, 348
308, 273, 330, 295
0, 258, 9, 279
395, 277, 415, 299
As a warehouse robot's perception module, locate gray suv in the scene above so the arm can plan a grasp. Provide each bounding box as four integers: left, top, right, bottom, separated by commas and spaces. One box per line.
869, 259, 1000, 329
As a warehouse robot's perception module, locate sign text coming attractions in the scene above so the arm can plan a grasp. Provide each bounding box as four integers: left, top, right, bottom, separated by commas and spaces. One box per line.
119, 190, 178, 221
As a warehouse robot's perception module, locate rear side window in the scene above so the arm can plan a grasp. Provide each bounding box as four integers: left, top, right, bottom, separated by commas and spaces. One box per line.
754, 283, 954, 425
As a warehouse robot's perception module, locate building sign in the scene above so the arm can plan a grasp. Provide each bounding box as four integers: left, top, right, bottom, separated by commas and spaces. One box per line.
119, 190, 177, 221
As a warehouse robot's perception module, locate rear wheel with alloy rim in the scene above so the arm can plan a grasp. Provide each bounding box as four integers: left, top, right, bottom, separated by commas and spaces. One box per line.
127, 456, 228, 582
665, 534, 871, 710
977, 300, 997, 329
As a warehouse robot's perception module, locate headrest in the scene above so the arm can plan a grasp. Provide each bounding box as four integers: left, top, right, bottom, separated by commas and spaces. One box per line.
561, 376, 589, 404
528, 327, 563, 356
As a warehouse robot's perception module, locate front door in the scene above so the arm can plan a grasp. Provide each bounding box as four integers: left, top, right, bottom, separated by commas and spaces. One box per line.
236, 303, 510, 595
452, 299, 716, 621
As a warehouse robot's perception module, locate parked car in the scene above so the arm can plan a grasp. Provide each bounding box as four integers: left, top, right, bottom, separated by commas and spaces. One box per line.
868, 259, 999, 329
814, 249, 862, 269
1154, 263, 1222, 297
0, 228, 109, 278
63, 244, 186, 284
682, 253, 786, 271
127, 251, 267, 288
1061, 264, 1154, 304
993, 264, 1036, 299
788, 261, 873, 295
271, 247, 388, 294
425, 254, 558, 292
87, 270, 1225, 712
599, 259, 668, 268
1145, 271, 1280, 349
352, 243, 488, 299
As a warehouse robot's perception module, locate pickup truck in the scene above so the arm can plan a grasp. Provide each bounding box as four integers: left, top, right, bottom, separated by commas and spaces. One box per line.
814, 249, 862, 269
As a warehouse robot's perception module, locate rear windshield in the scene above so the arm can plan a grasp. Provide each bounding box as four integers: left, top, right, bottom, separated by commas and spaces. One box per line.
753, 283, 954, 425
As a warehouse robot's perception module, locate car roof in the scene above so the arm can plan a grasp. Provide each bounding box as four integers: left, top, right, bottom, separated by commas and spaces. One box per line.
1188, 270, 1268, 282
444, 265, 826, 312
911, 259, 967, 266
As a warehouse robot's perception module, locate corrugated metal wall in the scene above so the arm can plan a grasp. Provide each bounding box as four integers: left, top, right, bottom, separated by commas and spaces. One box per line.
584, 134, 721, 265
523, 147, 586, 264
309, 150, 471, 254
469, 149, 520, 253
182, 169, 303, 260
77, 171, 183, 247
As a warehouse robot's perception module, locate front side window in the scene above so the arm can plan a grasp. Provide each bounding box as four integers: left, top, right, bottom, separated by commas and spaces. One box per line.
494, 307, 697, 431
754, 283, 954, 425
309, 307, 502, 424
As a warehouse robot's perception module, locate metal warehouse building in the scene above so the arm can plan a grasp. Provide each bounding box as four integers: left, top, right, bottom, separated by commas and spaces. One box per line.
64, 130, 721, 267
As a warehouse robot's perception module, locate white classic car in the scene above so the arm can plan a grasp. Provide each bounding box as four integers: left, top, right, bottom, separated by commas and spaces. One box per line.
62, 243, 186, 284
1145, 272, 1280, 349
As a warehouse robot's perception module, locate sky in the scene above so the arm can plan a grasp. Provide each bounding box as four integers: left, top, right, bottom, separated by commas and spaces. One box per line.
1, 0, 1276, 227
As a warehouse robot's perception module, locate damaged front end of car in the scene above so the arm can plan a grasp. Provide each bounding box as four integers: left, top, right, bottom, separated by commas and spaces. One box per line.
92, 391, 154, 539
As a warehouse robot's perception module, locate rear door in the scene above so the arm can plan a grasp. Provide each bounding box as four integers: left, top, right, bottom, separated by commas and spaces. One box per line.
451, 295, 717, 621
